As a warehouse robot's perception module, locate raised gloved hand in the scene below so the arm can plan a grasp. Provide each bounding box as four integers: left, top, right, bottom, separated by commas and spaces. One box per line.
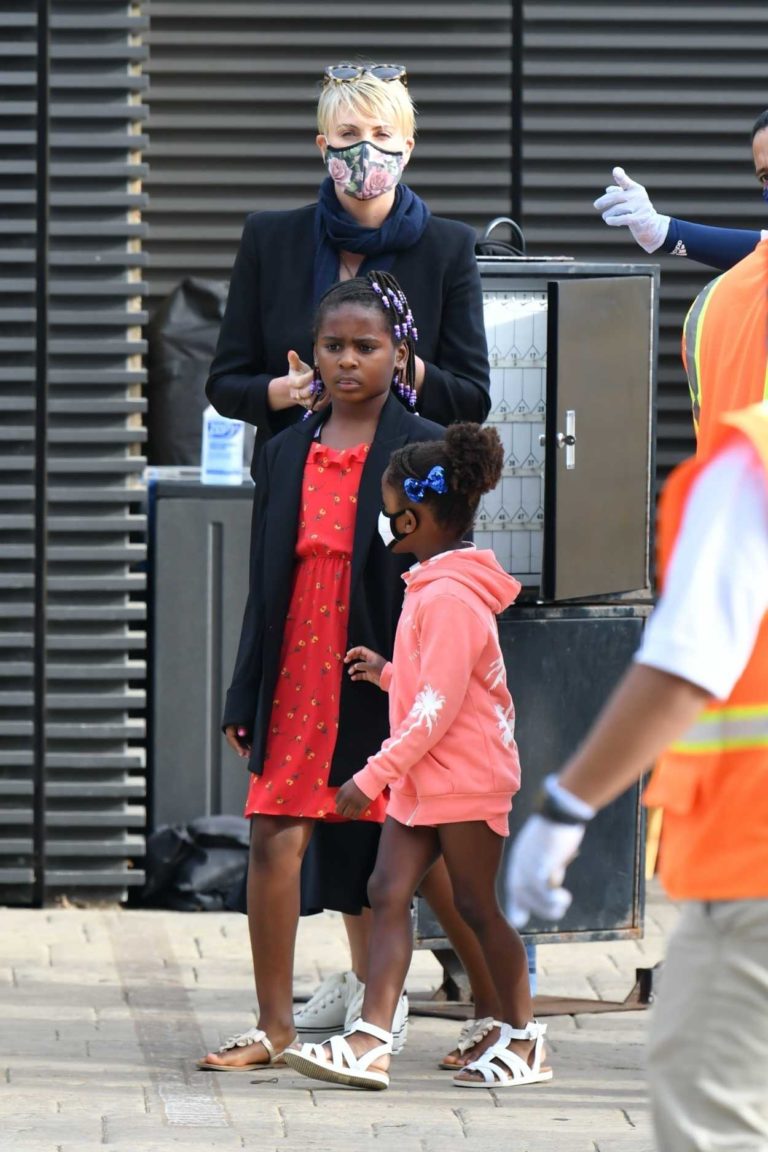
593, 166, 670, 253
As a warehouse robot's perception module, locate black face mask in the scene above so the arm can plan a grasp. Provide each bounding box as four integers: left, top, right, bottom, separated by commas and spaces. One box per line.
377, 508, 414, 549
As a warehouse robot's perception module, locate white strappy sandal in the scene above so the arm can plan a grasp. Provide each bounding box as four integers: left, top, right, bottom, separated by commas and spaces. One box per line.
283, 1019, 392, 1090
196, 1026, 296, 1071
439, 1016, 496, 1069
454, 1019, 553, 1088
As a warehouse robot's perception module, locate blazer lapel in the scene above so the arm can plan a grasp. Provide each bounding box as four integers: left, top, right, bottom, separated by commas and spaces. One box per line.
263, 417, 318, 607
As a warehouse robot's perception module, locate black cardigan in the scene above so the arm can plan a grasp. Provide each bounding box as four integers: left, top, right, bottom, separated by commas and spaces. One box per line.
206, 203, 491, 474
223, 395, 446, 787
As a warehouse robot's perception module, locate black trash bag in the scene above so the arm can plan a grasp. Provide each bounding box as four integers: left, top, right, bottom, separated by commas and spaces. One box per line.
475, 216, 527, 258
138, 824, 196, 903
187, 813, 250, 851
145, 277, 228, 465
136, 815, 250, 911
171, 843, 249, 912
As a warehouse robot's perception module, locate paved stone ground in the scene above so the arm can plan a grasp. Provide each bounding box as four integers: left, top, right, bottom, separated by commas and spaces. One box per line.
0, 881, 675, 1152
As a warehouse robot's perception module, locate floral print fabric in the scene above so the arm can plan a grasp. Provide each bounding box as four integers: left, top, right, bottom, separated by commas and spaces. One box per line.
325, 140, 405, 201
245, 441, 386, 823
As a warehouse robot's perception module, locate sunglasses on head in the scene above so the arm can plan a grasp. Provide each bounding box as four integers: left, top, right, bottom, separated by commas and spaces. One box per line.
323, 63, 408, 87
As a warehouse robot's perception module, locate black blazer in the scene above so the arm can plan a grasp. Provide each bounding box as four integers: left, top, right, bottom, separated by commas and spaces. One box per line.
224, 395, 446, 787
206, 202, 491, 474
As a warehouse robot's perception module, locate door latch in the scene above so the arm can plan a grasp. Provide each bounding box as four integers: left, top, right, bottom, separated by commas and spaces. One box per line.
540, 410, 576, 469
557, 410, 576, 469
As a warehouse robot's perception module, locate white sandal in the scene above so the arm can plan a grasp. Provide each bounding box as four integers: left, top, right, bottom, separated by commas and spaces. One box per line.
283, 1019, 392, 1090
196, 1026, 296, 1071
454, 1019, 553, 1089
438, 1016, 496, 1069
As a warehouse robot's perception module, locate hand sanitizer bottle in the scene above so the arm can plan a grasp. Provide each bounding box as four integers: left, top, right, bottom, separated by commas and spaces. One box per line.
200, 405, 245, 485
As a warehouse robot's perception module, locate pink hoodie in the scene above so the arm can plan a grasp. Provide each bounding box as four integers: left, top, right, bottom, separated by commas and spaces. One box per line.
354, 547, 522, 835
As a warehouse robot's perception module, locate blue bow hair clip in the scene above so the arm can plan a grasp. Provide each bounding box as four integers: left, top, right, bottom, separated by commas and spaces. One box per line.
403, 465, 448, 502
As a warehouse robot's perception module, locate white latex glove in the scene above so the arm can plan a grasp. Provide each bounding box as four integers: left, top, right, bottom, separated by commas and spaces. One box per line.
505, 815, 586, 929
593, 166, 670, 253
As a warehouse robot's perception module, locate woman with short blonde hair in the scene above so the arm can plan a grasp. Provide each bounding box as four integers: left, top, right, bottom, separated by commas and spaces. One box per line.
316, 67, 416, 139
207, 61, 489, 460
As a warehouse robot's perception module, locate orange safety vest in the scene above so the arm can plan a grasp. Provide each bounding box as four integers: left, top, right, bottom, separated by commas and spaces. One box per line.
682, 239, 768, 456
643, 403, 768, 899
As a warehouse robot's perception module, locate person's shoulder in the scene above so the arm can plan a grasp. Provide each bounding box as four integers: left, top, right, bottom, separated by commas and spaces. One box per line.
406, 413, 446, 441
423, 214, 477, 247
262, 418, 311, 464
242, 203, 316, 239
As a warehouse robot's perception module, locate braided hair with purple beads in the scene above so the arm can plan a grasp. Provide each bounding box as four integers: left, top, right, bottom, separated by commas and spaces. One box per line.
311, 271, 419, 410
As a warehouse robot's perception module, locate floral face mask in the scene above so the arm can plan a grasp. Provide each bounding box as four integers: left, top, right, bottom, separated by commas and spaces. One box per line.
324, 140, 405, 200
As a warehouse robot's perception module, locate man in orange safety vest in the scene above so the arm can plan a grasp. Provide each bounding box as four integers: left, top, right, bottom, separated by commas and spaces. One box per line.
507, 402, 768, 1152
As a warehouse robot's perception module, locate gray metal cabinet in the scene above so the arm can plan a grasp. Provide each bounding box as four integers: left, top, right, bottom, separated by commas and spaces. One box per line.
416, 260, 656, 957
149, 479, 253, 829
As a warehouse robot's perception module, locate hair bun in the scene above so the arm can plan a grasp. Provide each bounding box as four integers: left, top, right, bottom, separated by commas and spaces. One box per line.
444, 423, 504, 495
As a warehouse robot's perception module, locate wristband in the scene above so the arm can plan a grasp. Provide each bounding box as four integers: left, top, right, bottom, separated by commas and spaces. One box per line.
537, 774, 595, 824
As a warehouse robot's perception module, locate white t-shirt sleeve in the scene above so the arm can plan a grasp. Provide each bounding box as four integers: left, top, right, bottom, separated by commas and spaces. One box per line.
636, 440, 768, 698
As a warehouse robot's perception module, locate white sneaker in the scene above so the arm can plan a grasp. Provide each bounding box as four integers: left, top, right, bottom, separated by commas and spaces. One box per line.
295, 970, 362, 1041
345, 980, 409, 1054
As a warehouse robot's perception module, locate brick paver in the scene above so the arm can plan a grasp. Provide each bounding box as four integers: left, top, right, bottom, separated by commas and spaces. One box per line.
0, 882, 671, 1151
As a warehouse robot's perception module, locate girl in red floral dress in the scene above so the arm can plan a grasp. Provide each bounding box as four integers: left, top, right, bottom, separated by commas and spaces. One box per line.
198, 273, 446, 1071
245, 434, 383, 822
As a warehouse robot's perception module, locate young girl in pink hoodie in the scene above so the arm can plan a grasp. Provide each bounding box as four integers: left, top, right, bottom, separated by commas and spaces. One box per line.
284, 423, 551, 1092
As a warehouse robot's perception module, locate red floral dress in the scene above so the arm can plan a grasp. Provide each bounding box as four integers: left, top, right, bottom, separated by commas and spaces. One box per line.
244, 440, 387, 823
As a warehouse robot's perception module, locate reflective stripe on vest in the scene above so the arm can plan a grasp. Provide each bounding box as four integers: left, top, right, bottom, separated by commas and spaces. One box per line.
670, 703, 768, 754
683, 275, 723, 435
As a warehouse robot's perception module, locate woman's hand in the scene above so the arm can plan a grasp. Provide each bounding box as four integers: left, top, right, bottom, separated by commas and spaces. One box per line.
224, 724, 252, 759
345, 645, 387, 687
266, 349, 314, 411
335, 779, 371, 819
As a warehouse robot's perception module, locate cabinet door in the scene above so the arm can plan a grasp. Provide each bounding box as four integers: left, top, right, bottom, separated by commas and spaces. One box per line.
151, 493, 253, 827
542, 276, 654, 600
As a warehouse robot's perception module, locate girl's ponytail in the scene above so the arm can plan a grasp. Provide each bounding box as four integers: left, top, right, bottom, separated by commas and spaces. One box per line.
387, 423, 503, 536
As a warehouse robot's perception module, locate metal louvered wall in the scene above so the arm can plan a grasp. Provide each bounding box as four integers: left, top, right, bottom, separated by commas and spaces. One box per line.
143, 0, 514, 301
0, 2, 148, 903
9, 2, 757, 905
521, 1, 768, 473
145, 0, 765, 477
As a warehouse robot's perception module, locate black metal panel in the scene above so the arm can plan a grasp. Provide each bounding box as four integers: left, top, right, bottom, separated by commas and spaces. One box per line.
0, 0, 148, 903
415, 605, 647, 946
521, 1, 768, 475
501, 607, 646, 939
143, 0, 515, 300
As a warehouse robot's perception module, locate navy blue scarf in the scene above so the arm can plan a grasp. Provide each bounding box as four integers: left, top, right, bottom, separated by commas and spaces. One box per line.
313, 176, 431, 304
